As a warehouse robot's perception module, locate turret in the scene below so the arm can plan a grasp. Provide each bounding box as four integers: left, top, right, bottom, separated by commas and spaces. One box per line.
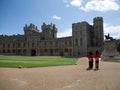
24, 23, 39, 36
41, 22, 57, 40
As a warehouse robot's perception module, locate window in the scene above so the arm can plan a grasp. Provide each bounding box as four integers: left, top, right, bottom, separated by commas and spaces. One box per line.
23, 49, 26, 53
3, 44, 5, 48
64, 48, 68, 52
75, 39, 78, 46
8, 44, 10, 48
3, 50, 5, 53
50, 41, 53, 46
18, 43, 20, 48
44, 49, 48, 52
23, 43, 26, 48
69, 41, 72, 47
55, 49, 59, 53
32, 42, 34, 47
13, 44, 15, 48
55, 42, 58, 47
80, 38, 82, 45
44, 41, 47, 47
65, 41, 67, 47
8, 50, 10, 53
12, 50, 15, 53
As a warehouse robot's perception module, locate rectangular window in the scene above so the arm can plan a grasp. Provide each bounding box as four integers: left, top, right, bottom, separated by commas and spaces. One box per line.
13, 44, 15, 48
8, 44, 10, 48
80, 38, 82, 45
3, 44, 5, 48
23, 43, 26, 48
75, 39, 78, 46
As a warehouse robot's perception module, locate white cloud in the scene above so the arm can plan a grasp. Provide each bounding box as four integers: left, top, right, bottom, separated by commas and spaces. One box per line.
63, 0, 82, 7
65, 4, 70, 7
52, 15, 61, 20
81, 0, 120, 12
70, 0, 82, 7
63, 0, 120, 12
104, 23, 120, 39
63, 0, 68, 3
57, 28, 72, 37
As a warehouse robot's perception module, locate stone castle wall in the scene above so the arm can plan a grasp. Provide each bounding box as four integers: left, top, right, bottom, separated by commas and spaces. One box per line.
0, 17, 104, 57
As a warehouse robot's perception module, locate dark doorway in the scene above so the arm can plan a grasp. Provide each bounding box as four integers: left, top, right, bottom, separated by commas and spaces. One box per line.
31, 50, 36, 56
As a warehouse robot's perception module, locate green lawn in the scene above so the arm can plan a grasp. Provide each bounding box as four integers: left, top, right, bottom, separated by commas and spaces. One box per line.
0, 56, 78, 68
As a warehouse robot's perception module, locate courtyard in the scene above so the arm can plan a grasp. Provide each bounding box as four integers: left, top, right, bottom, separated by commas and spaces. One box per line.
0, 57, 120, 90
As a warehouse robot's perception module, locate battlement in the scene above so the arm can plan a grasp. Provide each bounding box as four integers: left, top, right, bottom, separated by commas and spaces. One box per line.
41, 22, 57, 31
93, 17, 103, 21
72, 21, 88, 25
24, 23, 39, 32
0, 34, 23, 38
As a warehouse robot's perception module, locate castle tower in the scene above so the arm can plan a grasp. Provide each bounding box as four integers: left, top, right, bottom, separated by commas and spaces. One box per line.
41, 23, 57, 40
72, 22, 88, 56
93, 17, 104, 46
24, 23, 39, 36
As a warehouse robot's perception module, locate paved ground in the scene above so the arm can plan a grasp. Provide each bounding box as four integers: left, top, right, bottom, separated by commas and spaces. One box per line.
0, 57, 120, 90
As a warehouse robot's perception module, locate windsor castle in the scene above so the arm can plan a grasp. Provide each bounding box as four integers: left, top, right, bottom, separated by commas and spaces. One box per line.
0, 17, 104, 56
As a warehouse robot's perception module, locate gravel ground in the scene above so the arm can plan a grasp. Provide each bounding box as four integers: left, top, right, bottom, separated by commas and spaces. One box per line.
0, 57, 120, 90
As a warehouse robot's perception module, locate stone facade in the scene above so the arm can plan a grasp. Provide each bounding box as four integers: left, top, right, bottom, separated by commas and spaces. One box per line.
0, 17, 104, 56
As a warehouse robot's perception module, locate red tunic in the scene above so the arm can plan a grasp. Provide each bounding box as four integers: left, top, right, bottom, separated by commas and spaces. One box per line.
88, 55, 94, 61
94, 54, 100, 61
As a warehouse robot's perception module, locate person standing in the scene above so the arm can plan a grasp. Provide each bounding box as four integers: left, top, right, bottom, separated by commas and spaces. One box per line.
87, 51, 94, 70
94, 51, 100, 70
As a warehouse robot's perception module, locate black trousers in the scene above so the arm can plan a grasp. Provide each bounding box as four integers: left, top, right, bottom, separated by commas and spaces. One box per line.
95, 61, 99, 69
89, 61, 93, 69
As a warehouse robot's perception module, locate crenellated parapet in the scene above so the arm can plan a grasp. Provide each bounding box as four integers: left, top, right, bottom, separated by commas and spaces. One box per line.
24, 23, 40, 37
93, 17, 103, 22
41, 22, 57, 39
41, 22, 57, 31
24, 23, 39, 32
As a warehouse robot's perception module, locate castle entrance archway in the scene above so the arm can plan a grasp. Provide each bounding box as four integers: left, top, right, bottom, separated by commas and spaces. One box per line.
31, 49, 36, 56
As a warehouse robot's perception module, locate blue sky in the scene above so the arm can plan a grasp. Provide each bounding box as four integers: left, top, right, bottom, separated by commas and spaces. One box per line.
0, 0, 120, 39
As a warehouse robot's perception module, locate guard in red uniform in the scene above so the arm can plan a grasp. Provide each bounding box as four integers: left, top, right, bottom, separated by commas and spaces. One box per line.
87, 51, 94, 70
94, 51, 100, 70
